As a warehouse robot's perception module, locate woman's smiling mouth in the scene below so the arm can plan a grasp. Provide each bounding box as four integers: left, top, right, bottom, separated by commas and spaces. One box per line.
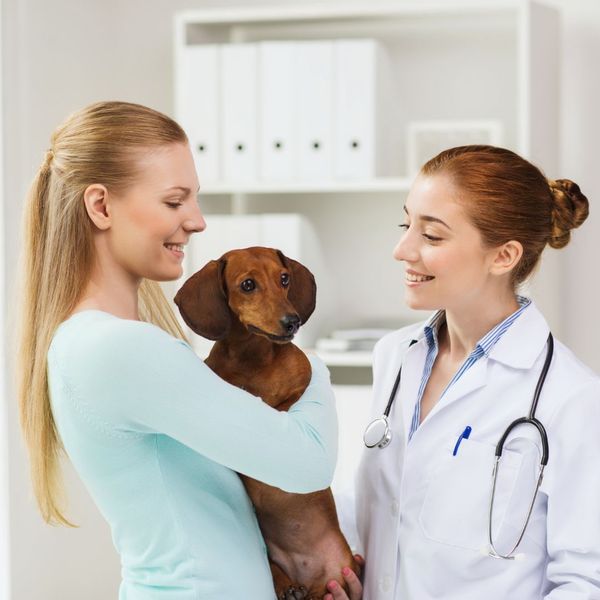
405, 269, 435, 283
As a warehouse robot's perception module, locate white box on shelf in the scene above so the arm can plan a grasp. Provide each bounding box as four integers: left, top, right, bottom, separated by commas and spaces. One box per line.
179, 213, 335, 353
220, 44, 259, 181
296, 41, 334, 181
176, 45, 220, 183
406, 119, 504, 175
258, 41, 297, 181
333, 39, 395, 180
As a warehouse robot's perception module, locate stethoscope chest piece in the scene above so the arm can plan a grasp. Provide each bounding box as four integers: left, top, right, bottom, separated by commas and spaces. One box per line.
364, 416, 392, 449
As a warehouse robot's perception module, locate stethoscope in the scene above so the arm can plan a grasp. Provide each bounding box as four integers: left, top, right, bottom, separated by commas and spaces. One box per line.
363, 333, 554, 560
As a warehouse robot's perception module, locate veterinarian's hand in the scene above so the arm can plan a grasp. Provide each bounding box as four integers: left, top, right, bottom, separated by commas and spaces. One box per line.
324, 555, 364, 600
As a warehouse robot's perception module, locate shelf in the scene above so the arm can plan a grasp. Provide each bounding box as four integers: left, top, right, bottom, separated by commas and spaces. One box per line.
310, 349, 373, 368
177, 2, 524, 27
199, 177, 412, 196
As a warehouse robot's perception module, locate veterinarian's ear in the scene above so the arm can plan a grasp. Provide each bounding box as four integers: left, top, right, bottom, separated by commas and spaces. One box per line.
277, 251, 317, 324
174, 259, 231, 340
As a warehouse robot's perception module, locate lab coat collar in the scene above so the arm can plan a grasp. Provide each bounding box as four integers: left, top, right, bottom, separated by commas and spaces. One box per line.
487, 300, 550, 369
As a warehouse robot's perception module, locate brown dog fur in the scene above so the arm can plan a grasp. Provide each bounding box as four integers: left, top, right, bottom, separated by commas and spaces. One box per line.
174, 247, 358, 599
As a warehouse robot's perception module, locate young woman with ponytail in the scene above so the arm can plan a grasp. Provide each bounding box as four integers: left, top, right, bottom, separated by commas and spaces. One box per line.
16, 101, 355, 599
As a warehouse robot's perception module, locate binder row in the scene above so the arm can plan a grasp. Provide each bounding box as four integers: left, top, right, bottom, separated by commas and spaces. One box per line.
176, 39, 392, 184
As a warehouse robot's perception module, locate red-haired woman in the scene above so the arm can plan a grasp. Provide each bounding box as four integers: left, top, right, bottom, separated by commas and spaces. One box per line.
340, 146, 599, 599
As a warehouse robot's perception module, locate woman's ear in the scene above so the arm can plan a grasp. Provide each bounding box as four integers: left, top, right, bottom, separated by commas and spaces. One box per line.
489, 240, 524, 277
276, 250, 317, 325
83, 184, 111, 230
174, 260, 232, 340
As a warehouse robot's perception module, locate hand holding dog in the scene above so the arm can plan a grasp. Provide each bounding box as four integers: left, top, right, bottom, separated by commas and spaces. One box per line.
324, 555, 364, 600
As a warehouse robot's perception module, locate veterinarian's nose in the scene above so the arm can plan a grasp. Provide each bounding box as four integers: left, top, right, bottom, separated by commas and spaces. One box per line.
281, 314, 301, 335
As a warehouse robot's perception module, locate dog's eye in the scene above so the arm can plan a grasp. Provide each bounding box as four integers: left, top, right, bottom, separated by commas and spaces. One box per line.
281, 273, 290, 287
240, 279, 256, 292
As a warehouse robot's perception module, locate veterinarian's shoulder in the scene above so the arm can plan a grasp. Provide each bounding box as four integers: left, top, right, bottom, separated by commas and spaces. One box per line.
373, 319, 426, 361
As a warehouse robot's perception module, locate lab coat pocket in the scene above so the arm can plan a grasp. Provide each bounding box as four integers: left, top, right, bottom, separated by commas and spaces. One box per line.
418, 437, 523, 551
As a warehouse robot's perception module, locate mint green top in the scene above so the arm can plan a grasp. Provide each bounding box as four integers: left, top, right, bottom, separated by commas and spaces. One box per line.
47, 310, 337, 599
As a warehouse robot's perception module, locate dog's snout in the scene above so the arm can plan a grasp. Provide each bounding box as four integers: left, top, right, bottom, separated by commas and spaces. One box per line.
281, 314, 301, 335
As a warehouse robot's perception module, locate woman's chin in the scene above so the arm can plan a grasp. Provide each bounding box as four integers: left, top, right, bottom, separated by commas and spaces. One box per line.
404, 291, 437, 312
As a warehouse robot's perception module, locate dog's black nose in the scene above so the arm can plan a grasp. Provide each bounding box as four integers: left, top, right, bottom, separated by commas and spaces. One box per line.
281, 314, 301, 335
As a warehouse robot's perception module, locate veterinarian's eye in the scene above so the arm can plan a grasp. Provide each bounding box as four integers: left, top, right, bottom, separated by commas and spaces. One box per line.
241, 279, 256, 292
280, 273, 290, 287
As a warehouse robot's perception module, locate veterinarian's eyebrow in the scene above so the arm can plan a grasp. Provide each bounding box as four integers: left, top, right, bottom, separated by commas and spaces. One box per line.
403, 205, 451, 230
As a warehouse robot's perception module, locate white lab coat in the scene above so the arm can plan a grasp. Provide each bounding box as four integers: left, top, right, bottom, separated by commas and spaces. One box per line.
355, 302, 600, 599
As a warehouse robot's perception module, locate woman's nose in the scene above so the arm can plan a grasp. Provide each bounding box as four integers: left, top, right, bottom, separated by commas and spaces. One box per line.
184, 203, 206, 233
393, 229, 418, 263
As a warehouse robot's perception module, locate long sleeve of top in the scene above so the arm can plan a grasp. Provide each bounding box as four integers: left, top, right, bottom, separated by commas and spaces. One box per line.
47, 310, 338, 600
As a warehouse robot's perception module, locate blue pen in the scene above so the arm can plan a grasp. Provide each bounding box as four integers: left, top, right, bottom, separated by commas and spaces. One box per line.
452, 425, 472, 456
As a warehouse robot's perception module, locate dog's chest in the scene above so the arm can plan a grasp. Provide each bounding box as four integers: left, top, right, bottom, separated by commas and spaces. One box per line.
206, 344, 311, 410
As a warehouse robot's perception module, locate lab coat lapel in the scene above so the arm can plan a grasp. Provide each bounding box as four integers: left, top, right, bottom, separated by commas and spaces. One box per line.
424, 358, 489, 424
420, 301, 549, 425
398, 340, 428, 441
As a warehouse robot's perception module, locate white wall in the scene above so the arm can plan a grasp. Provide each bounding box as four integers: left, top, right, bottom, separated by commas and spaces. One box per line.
2, 1, 599, 598
0, 3, 9, 600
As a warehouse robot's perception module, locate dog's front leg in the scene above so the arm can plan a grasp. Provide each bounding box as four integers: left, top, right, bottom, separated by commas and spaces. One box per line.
271, 560, 309, 600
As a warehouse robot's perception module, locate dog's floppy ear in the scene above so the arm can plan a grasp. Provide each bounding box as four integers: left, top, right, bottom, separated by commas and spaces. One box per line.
276, 250, 317, 324
174, 259, 231, 340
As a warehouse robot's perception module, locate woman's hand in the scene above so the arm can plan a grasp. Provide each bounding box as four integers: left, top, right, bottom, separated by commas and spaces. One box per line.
323, 555, 365, 600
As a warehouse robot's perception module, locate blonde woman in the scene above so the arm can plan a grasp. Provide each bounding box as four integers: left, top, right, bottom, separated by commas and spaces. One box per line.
17, 101, 358, 599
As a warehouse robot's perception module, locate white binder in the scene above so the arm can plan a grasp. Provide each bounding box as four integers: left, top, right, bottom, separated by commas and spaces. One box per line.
334, 39, 393, 180
258, 42, 297, 181
176, 45, 220, 183
296, 41, 334, 181
220, 44, 258, 181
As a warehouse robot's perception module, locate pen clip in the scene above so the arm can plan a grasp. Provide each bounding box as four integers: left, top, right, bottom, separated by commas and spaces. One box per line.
452, 425, 472, 456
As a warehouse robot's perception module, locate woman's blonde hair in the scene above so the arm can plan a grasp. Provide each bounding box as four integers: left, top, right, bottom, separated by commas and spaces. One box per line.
17, 101, 190, 526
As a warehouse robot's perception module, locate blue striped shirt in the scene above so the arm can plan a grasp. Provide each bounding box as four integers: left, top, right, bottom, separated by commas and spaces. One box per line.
408, 296, 531, 441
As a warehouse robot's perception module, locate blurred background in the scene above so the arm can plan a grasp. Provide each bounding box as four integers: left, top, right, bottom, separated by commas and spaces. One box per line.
1, 0, 599, 598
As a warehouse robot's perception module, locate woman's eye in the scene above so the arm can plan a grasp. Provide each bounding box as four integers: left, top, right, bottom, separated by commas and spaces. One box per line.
398, 223, 409, 231
241, 279, 256, 292
280, 273, 290, 287
423, 233, 443, 242
166, 202, 182, 209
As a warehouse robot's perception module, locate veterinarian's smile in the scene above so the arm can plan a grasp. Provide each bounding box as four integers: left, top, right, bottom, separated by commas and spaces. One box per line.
405, 269, 434, 286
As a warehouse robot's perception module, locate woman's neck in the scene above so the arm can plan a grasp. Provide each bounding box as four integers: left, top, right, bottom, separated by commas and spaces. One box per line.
440, 293, 521, 362
72, 263, 141, 321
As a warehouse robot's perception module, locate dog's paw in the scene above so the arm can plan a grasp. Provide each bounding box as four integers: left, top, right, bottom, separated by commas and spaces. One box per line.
279, 585, 308, 600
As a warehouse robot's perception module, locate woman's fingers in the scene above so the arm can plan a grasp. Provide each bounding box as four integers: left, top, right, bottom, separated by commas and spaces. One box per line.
324, 564, 364, 600
342, 565, 364, 600
324, 579, 349, 600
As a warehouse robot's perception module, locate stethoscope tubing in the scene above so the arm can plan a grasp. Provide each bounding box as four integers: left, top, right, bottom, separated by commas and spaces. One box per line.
363, 331, 555, 560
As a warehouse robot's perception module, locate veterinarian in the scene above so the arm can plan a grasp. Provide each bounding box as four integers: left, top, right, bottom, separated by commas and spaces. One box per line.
337, 145, 600, 600
16, 101, 358, 599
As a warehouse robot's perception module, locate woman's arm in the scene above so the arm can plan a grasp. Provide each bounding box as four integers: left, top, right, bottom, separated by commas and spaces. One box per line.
59, 318, 337, 493
544, 378, 600, 598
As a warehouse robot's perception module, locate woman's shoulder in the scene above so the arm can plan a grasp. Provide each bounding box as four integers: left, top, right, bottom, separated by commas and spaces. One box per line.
552, 336, 599, 390
50, 310, 188, 367
372, 319, 426, 363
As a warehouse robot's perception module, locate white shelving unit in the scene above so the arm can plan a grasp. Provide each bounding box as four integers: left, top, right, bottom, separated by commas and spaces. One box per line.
200, 177, 413, 196
173, 1, 560, 373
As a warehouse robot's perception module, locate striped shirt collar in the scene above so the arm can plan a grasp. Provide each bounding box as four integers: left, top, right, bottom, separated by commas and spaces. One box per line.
407, 295, 532, 441
422, 295, 531, 357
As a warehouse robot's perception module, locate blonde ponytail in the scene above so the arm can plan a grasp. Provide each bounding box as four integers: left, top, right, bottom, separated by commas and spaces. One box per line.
17, 101, 189, 525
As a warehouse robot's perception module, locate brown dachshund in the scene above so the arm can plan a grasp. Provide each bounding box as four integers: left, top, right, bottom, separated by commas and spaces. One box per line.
174, 246, 359, 600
